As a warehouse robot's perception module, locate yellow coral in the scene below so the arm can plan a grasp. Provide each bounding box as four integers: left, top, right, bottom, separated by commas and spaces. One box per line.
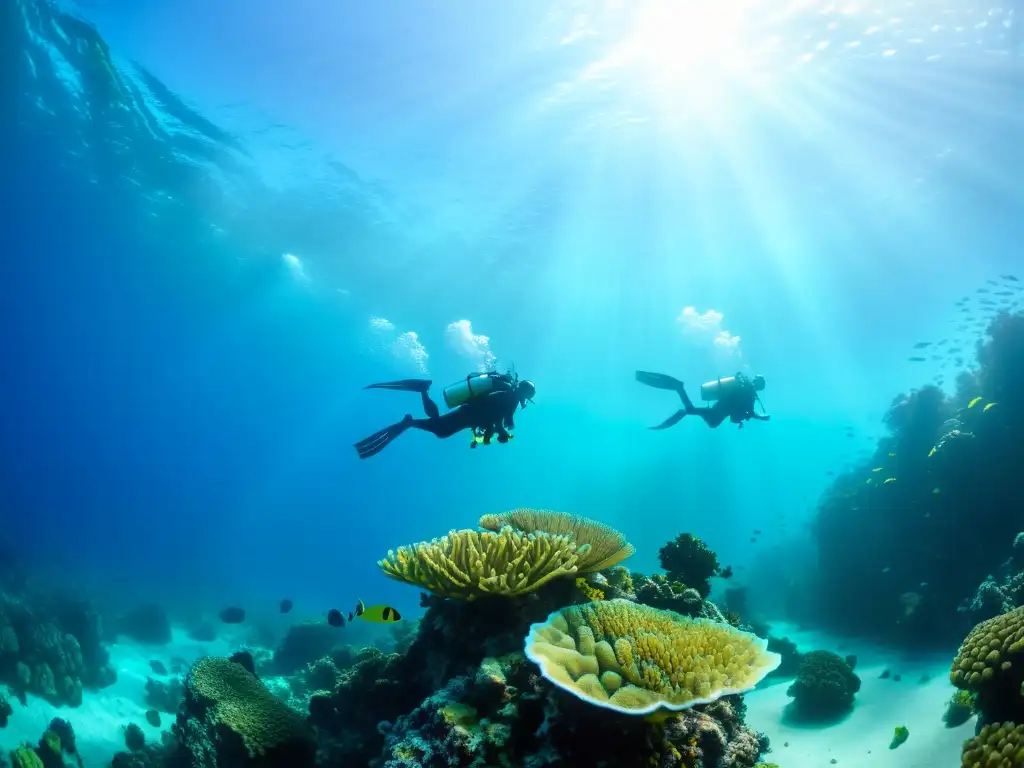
962, 722, 1024, 767
188, 657, 314, 757
379, 526, 579, 600
525, 599, 780, 716
951, 607, 1024, 691
479, 509, 635, 572
576, 577, 605, 601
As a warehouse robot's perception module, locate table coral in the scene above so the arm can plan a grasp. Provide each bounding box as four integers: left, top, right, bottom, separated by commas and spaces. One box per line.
479, 509, 635, 572
524, 599, 780, 716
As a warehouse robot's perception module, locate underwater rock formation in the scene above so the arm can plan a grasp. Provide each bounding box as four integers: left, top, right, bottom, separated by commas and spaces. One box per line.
812, 309, 1024, 647
271, 622, 341, 674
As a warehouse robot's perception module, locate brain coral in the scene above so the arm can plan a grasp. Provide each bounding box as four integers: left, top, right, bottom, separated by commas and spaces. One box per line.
962, 722, 1024, 767
378, 526, 579, 600
479, 509, 635, 572
187, 657, 315, 759
952, 606, 1024, 691
524, 599, 781, 716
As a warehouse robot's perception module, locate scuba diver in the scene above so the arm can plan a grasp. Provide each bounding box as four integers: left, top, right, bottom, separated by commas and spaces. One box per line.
635, 371, 770, 430
354, 371, 536, 459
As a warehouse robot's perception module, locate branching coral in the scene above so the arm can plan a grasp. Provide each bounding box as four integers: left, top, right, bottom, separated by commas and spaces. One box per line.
379, 527, 580, 600
479, 509, 635, 572
524, 599, 780, 716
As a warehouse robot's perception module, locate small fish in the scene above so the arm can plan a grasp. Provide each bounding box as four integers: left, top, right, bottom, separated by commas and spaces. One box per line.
750, 536, 757, 542
968, 396, 983, 408
888, 452, 896, 457
145, 710, 161, 728
149, 660, 167, 675
753, 529, 762, 534
948, 347, 962, 353
884, 477, 897, 484
219, 606, 245, 624
882, 567, 891, 574
326, 609, 345, 627
872, 467, 883, 472
995, 290, 1014, 296
1002, 274, 1019, 281
912, 341, 931, 349
928, 447, 937, 457
987, 279, 998, 286
977, 287, 990, 293
279, 599, 293, 614
983, 402, 997, 412
349, 599, 402, 623
933, 487, 941, 494
908, 356, 926, 362
865, 478, 873, 484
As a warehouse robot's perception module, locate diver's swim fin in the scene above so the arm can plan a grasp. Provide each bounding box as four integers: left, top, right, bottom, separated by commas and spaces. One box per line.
364, 379, 433, 393
649, 409, 686, 430
354, 415, 414, 459
635, 371, 685, 392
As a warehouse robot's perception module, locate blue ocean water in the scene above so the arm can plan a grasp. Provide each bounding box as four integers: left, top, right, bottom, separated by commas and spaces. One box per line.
4, 0, 1024, 765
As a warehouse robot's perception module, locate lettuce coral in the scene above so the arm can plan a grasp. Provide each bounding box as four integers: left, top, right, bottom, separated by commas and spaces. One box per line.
524, 599, 780, 716
479, 509, 635, 572
379, 526, 580, 600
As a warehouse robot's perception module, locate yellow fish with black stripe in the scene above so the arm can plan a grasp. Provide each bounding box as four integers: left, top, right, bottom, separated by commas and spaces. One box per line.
349, 599, 402, 623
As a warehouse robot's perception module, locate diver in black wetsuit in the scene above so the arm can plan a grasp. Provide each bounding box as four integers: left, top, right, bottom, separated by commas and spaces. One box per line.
354, 373, 537, 459
635, 371, 770, 429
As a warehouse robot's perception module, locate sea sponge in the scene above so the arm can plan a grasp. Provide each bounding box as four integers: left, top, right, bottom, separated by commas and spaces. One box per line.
479, 509, 635, 572
186, 657, 315, 759
786, 650, 861, 718
379, 526, 580, 600
524, 599, 780, 716
951, 606, 1024, 692
962, 721, 1024, 767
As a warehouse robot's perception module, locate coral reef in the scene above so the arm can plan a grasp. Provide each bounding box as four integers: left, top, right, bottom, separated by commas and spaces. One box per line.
0, 586, 116, 706
951, 606, 1024, 724
811, 308, 1024, 647
658, 534, 725, 599
478, 509, 635, 572
168, 656, 316, 767
944, 690, 977, 727
962, 721, 1024, 767
379, 527, 581, 599
785, 650, 861, 720
524, 599, 780, 715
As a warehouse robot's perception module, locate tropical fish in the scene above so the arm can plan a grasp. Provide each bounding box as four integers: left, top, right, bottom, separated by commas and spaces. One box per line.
872, 467, 883, 472
968, 397, 983, 408
280, 599, 293, 614
908, 357, 926, 362
912, 341, 930, 349
983, 402, 997, 412
349, 600, 402, 623
888, 452, 896, 457
928, 447, 937, 457
884, 477, 897, 484
326, 609, 345, 627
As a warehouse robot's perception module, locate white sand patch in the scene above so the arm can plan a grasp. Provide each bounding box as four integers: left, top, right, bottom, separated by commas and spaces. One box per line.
746, 624, 975, 767
0, 625, 244, 765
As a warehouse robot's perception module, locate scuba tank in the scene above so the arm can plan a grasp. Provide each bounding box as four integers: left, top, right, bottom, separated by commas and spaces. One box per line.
442, 372, 514, 409
700, 375, 745, 402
